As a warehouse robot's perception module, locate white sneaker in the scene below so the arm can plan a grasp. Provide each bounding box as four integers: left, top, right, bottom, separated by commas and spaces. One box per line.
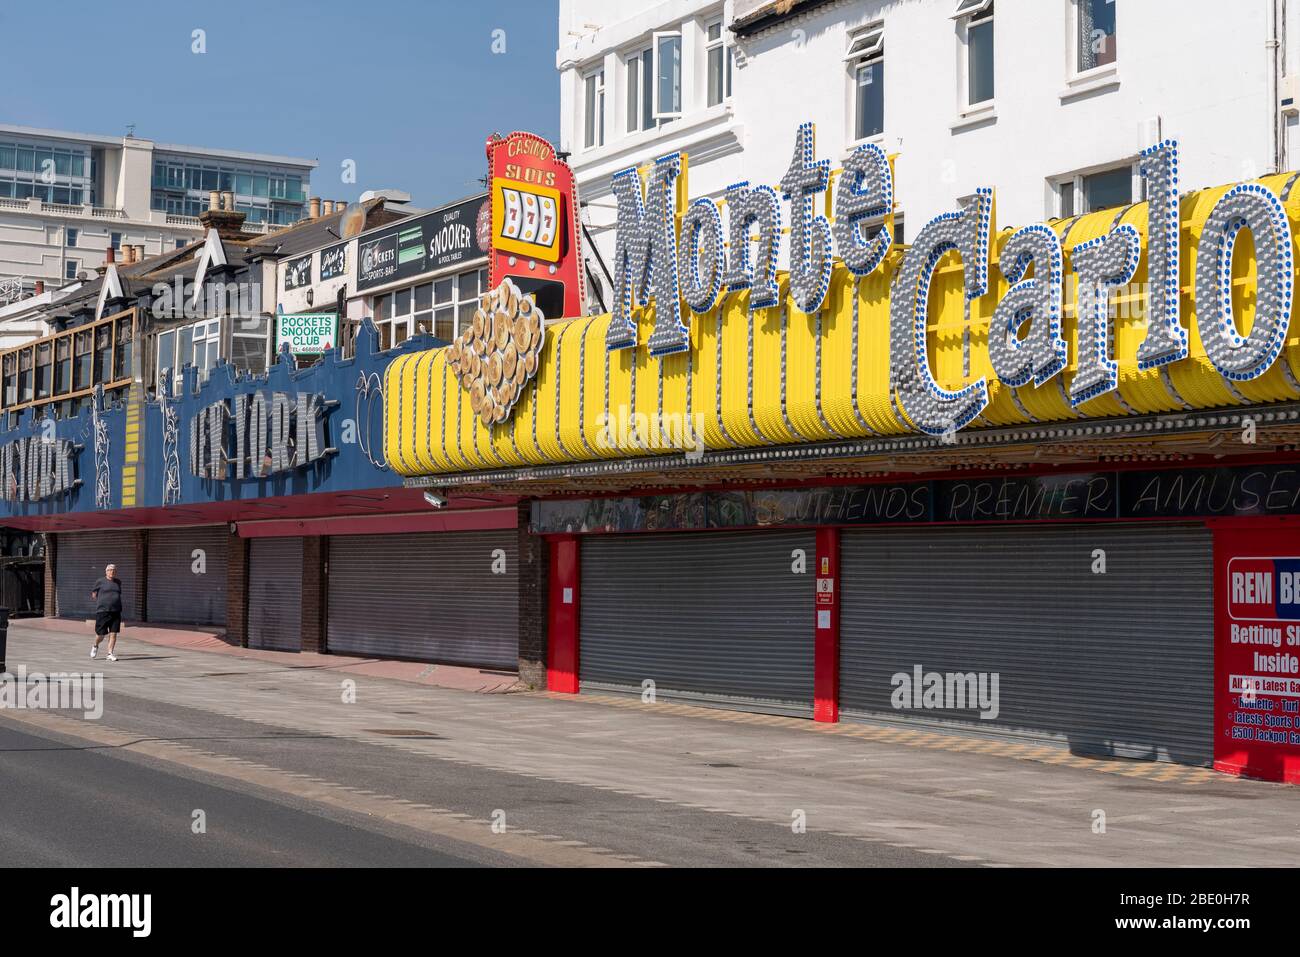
106, 654, 117, 662
90, 646, 97, 659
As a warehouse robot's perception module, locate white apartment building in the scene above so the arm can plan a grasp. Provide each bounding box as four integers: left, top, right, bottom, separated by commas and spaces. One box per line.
559, 0, 1300, 305
0, 124, 317, 304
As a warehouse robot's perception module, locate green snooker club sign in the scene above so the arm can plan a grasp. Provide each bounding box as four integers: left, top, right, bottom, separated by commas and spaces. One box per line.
277, 312, 338, 357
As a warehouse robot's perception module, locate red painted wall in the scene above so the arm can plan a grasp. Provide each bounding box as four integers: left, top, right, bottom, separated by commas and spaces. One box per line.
814, 527, 839, 723
1213, 519, 1300, 784
547, 536, 580, 694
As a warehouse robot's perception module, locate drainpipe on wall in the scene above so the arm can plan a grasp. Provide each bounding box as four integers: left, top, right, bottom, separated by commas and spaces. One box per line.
1269, 0, 1283, 174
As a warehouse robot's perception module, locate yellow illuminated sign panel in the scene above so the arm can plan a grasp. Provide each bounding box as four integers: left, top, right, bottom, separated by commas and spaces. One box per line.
491, 178, 562, 263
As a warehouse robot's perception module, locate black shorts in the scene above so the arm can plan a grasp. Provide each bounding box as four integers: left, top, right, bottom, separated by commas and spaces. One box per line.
94, 610, 121, 636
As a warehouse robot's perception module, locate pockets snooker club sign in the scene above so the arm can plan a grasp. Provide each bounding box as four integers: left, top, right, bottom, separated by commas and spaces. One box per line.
277, 313, 338, 356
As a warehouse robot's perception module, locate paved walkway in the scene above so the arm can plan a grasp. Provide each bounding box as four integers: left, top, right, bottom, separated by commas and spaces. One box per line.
5, 618, 1300, 866
24, 616, 520, 694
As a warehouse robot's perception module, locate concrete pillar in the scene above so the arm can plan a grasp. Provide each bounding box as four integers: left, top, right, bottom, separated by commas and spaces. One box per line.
301, 536, 326, 653
42, 533, 56, 618
516, 501, 549, 689
132, 529, 147, 623
226, 530, 249, 647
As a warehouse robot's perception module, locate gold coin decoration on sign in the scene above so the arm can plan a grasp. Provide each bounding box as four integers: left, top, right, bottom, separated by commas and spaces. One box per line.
447, 277, 546, 427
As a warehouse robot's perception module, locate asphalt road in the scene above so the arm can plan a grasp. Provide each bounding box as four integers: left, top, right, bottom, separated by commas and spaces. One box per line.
0, 721, 508, 867
0, 687, 954, 868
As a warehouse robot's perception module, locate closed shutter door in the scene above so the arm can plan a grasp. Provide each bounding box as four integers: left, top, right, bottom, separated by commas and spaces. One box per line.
247, 537, 302, 652
56, 531, 140, 621
840, 524, 1213, 765
580, 530, 816, 716
327, 531, 518, 668
146, 526, 227, 626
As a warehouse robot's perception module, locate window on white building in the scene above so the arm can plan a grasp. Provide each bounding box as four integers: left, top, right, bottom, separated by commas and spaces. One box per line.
1077, 0, 1117, 73
64, 227, 78, 247
156, 318, 229, 394
706, 19, 733, 107
64, 259, 79, 281
370, 266, 486, 351
190, 319, 221, 381
1055, 164, 1134, 217
956, 0, 995, 107
230, 314, 269, 376
653, 31, 683, 120
583, 68, 606, 149
847, 24, 885, 141
626, 46, 656, 133
110, 232, 121, 251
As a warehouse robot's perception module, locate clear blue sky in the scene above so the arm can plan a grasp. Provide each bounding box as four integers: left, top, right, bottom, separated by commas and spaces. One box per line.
0, 0, 559, 208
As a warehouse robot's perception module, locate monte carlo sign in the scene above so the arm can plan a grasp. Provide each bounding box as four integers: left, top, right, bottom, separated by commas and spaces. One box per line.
382, 124, 1300, 478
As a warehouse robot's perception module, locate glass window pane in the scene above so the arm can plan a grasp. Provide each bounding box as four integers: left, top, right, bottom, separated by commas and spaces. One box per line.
967, 18, 994, 104
642, 49, 654, 129
708, 45, 724, 107
656, 35, 681, 116
458, 270, 478, 303
1060, 182, 1075, 218
584, 74, 597, 147
855, 61, 884, 139
414, 282, 433, 311
434, 278, 453, 303
158, 330, 175, 379
393, 286, 411, 316
373, 293, 391, 323
1079, 0, 1117, 71
457, 301, 476, 333
435, 306, 455, 341
627, 57, 640, 132
1083, 167, 1132, 212
413, 311, 433, 337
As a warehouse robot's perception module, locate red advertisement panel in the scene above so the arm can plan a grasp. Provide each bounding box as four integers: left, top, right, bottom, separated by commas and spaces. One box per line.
1214, 523, 1300, 784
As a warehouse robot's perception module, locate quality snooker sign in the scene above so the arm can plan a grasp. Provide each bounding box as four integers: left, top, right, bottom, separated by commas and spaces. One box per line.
277, 312, 338, 356
609, 124, 1295, 436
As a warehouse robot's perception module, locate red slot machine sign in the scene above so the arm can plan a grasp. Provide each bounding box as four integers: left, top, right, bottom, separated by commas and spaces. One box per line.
485, 131, 585, 322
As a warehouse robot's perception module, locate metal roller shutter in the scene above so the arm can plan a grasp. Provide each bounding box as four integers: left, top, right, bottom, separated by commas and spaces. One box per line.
327, 531, 519, 668
146, 526, 227, 626
580, 530, 816, 716
840, 524, 1213, 765
55, 531, 140, 621
247, 537, 303, 652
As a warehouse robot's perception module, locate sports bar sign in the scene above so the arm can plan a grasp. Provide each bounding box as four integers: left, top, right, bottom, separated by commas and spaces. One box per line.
356, 195, 489, 292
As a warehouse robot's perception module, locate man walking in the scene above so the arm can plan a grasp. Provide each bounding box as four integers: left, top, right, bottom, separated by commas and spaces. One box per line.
90, 564, 123, 662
